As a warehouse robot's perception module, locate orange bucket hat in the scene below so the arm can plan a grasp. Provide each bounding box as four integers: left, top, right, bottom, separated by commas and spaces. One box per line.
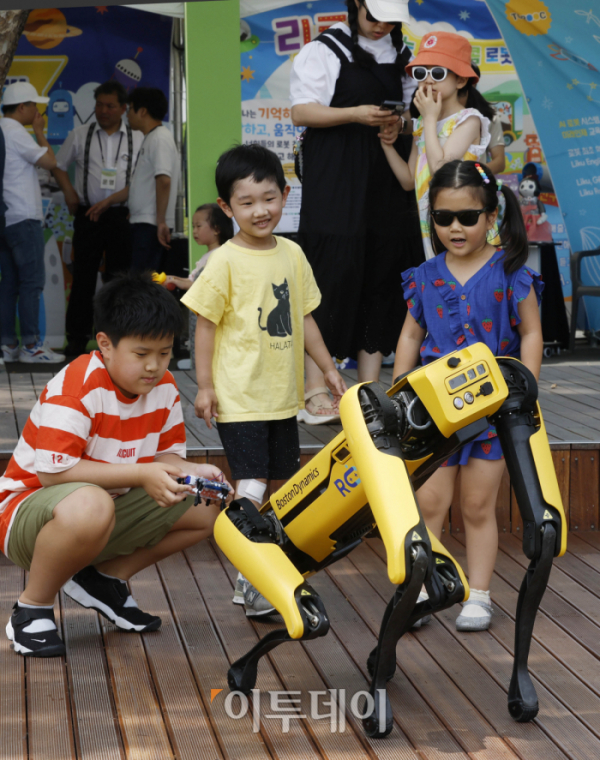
405, 32, 479, 82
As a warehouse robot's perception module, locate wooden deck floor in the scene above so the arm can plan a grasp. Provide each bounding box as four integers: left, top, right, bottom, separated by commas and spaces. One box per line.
2, 531, 600, 759
3, 359, 600, 459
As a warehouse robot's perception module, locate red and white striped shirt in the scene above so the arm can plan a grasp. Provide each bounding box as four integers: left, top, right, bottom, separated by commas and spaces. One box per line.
0, 351, 186, 555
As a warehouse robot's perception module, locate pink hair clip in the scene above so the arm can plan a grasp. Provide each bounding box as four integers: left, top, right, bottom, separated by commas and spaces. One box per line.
474, 163, 490, 184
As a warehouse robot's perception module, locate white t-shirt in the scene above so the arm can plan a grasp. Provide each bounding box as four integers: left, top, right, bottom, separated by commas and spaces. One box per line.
290, 22, 416, 107
55, 120, 143, 206
128, 125, 179, 227
0, 118, 47, 227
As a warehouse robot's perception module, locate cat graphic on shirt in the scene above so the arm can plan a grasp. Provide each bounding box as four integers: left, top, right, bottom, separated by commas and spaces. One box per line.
258, 279, 292, 337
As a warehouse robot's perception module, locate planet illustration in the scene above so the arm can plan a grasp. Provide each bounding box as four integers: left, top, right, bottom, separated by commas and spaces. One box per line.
23, 8, 83, 50
113, 48, 143, 92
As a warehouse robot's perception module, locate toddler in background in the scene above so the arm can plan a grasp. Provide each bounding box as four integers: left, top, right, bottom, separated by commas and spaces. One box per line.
161, 204, 233, 370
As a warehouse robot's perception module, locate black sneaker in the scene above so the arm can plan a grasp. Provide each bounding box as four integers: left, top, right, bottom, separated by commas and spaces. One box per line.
6, 602, 66, 657
62, 566, 161, 632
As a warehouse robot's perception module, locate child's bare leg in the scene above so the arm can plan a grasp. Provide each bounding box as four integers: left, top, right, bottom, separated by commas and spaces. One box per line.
95, 500, 220, 581
357, 349, 382, 383
415, 465, 459, 539
21, 487, 115, 606
459, 458, 505, 591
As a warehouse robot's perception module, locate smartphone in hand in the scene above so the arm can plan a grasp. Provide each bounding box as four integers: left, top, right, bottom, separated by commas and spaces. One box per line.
380, 100, 405, 115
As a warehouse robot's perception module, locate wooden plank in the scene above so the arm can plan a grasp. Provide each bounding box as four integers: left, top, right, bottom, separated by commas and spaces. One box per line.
446, 537, 600, 750
0, 563, 26, 760
29, 371, 53, 399
552, 449, 571, 518
213, 544, 421, 760
0, 371, 19, 455
496, 535, 600, 656
157, 552, 273, 760
435, 552, 600, 757
8, 373, 38, 437
333, 547, 539, 760
101, 618, 175, 759
186, 540, 325, 759
452, 534, 600, 728
307, 571, 470, 760
128, 564, 224, 760
569, 450, 599, 531
27, 598, 77, 760
61, 591, 125, 760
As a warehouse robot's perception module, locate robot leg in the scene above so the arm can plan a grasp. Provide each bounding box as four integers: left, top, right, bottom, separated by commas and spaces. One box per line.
491, 358, 566, 722
213, 498, 329, 694
340, 382, 469, 737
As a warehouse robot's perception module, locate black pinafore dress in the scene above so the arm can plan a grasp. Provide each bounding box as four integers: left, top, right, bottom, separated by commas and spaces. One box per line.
297, 28, 423, 359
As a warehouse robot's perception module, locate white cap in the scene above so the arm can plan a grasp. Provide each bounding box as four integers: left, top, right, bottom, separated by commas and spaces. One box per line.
2, 82, 49, 106
364, 0, 410, 23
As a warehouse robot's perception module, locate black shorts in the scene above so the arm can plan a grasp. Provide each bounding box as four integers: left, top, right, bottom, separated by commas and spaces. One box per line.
217, 416, 300, 481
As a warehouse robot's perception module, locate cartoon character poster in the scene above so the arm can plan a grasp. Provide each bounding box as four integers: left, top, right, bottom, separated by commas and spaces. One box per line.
239, 0, 569, 285
2, 6, 172, 346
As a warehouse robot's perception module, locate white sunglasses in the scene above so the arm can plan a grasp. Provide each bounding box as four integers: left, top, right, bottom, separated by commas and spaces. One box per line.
411, 66, 449, 83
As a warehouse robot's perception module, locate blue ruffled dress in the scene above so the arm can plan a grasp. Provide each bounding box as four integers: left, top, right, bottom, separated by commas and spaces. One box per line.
401, 248, 543, 466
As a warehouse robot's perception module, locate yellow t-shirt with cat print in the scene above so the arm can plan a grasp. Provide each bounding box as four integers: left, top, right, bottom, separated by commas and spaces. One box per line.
181, 236, 321, 422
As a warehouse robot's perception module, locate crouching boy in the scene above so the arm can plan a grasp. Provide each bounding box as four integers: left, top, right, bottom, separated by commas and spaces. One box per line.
0, 272, 229, 657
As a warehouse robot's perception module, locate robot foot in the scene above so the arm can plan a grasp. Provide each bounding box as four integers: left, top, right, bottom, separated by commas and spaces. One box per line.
508, 522, 556, 722
228, 629, 292, 694
227, 588, 330, 695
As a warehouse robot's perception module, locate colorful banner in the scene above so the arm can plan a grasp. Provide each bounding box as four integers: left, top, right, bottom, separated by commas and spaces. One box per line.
2, 5, 172, 346
240, 0, 569, 280
485, 0, 600, 326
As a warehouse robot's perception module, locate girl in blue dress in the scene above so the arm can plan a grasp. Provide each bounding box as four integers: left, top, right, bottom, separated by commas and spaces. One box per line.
393, 159, 543, 632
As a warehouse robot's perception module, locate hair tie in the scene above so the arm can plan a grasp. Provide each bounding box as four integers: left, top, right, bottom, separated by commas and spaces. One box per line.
496, 179, 503, 191
474, 163, 490, 184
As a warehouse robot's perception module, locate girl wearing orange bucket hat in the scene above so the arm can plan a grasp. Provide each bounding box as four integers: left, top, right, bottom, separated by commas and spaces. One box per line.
381, 31, 491, 259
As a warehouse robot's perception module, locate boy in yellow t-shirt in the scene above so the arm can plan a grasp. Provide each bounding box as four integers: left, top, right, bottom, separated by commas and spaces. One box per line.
181, 145, 347, 616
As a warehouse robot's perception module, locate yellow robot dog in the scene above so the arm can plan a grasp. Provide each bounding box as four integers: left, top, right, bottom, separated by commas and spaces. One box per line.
209, 343, 565, 738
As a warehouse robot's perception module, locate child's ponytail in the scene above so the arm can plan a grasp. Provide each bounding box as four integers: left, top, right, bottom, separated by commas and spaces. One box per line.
428, 160, 528, 273
496, 182, 528, 273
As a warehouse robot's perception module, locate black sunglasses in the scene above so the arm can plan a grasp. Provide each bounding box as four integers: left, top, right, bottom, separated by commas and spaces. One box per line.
362, 3, 397, 24
411, 66, 449, 83
431, 208, 489, 227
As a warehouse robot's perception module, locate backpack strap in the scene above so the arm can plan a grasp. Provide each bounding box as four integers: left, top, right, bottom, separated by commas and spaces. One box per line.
82, 121, 96, 207
125, 121, 133, 187
315, 27, 353, 65
0, 127, 6, 232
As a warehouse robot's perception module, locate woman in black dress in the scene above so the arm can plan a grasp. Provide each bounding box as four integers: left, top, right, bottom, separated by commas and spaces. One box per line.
291, 0, 424, 424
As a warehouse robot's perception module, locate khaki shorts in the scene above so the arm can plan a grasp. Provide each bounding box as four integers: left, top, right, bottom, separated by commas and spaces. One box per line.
7, 483, 194, 571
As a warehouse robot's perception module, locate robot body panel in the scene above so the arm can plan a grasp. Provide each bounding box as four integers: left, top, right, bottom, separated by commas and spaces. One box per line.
270, 443, 368, 563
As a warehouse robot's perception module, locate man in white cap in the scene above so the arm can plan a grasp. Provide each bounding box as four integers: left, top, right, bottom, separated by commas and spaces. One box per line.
0, 82, 64, 363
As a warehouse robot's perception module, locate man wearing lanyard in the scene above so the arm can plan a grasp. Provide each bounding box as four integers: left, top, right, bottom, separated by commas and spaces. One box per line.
87, 87, 179, 273
53, 81, 143, 357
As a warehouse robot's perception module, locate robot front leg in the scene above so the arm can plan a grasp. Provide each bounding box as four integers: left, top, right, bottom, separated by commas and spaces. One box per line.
213, 498, 329, 695
491, 359, 566, 722
340, 383, 468, 738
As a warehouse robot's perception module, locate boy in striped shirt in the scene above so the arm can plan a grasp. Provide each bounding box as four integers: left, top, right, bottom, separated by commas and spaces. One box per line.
0, 273, 229, 657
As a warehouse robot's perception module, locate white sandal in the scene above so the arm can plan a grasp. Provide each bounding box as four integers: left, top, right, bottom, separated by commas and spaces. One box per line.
297, 386, 340, 425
